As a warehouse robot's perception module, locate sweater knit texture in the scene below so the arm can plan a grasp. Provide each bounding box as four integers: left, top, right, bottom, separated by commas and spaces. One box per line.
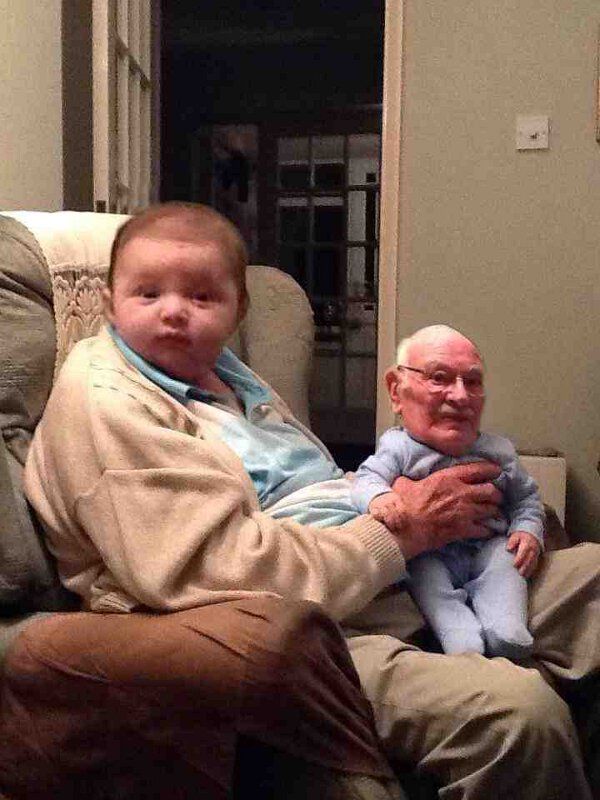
24, 328, 405, 617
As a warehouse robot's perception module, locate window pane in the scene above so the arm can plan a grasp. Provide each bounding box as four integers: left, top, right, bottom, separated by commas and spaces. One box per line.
278, 137, 309, 163
279, 164, 310, 189
117, 56, 129, 187
279, 246, 307, 289
313, 248, 341, 296
314, 162, 344, 189
346, 300, 376, 354
348, 134, 380, 185
348, 191, 366, 241
279, 204, 309, 242
140, 0, 151, 75
347, 247, 365, 296
278, 137, 310, 188
348, 188, 378, 242
347, 247, 376, 299
345, 357, 376, 408
314, 197, 344, 242
129, 70, 141, 207
311, 354, 341, 407
313, 135, 344, 162
140, 84, 151, 205
117, 0, 129, 45
314, 298, 342, 329
129, 0, 140, 62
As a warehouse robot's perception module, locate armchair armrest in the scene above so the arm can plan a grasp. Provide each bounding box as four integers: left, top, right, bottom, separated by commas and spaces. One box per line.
543, 504, 571, 551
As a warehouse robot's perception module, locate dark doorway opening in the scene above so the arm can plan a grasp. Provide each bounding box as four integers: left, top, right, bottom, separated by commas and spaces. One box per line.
160, 2, 384, 470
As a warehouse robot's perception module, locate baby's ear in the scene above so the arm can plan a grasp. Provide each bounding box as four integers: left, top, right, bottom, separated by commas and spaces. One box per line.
102, 287, 114, 323
237, 290, 250, 322
385, 367, 403, 415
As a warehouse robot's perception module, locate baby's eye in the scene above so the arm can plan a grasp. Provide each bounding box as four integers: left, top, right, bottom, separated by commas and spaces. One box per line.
192, 292, 211, 302
139, 289, 159, 299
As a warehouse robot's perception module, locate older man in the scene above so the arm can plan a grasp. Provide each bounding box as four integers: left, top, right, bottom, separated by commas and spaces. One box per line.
345, 324, 600, 799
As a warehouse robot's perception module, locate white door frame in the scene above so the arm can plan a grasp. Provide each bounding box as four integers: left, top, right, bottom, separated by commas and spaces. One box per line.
92, 0, 157, 213
377, 0, 404, 435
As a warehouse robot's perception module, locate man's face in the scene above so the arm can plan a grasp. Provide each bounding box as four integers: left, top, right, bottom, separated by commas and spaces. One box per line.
387, 332, 485, 456
105, 234, 243, 385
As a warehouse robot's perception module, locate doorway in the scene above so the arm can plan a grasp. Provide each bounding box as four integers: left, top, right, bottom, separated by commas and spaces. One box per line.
260, 117, 381, 464
161, 2, 385, 469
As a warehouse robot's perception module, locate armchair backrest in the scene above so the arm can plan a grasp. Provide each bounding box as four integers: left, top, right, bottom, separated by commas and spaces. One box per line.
0, 210, 314, 614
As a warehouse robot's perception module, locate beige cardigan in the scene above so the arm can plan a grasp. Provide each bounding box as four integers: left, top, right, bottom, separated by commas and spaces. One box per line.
25, 329, 406, 618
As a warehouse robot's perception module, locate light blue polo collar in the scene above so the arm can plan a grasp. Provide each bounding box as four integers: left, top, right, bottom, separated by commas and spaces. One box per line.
108, 326, 271, 412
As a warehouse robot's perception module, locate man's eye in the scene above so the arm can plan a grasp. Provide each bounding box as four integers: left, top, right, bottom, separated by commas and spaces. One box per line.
429, 371, 452, 386
464, 375, 483, 389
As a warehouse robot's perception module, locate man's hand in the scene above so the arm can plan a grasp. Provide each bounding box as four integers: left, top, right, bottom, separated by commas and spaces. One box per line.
506, 530, 541, 577
368, 492, 406, 533
386, 462, 503, 560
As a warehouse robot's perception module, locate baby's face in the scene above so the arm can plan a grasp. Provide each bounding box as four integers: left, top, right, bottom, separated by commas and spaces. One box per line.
105, 234, 242, 385
389, 333, 485, 456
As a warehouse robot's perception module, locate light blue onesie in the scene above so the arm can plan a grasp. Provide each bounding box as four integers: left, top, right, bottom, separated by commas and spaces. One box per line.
351, 428, 545, 659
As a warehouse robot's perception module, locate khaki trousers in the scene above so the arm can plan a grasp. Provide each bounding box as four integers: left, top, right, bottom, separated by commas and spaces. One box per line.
347, 542, 600, 800
0, 596, 398, 799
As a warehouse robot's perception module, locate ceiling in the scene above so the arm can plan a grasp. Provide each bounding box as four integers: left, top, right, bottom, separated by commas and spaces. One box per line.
161, 1, 385, 51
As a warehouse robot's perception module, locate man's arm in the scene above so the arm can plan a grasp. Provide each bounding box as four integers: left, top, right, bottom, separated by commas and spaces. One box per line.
26, 379, 406, 621
26, 343, 503, 617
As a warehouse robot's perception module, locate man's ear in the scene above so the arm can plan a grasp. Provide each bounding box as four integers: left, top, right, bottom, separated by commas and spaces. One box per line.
385, 366, 404, 415
102, 287, 115, 325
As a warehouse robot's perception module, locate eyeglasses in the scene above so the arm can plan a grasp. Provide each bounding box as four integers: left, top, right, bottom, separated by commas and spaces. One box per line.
398, 364, 485, 397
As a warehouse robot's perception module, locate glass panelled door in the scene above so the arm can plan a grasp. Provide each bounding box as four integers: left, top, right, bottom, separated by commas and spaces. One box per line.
273, 129, 381, 458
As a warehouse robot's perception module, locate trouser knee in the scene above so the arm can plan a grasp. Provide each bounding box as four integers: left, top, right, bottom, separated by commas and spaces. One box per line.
239, 597, 393, 779
487, 668, 577, 750
243, 596, 350, 675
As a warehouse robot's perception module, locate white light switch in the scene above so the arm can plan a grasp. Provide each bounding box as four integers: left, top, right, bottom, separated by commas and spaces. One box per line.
516, 115, 549, 150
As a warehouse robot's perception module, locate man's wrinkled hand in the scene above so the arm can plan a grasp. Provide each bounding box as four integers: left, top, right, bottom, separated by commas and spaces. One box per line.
387, 461, 503, 560
368, 492, 406, 533
506, 530, 541, 577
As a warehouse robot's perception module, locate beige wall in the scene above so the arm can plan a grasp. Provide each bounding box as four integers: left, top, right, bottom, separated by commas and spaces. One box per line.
0, 1, 63, 210
396, 0, 600, 538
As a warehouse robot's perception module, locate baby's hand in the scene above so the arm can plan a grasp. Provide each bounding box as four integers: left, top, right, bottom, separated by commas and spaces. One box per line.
506, 530, 541, 578
368, 492, 406, 533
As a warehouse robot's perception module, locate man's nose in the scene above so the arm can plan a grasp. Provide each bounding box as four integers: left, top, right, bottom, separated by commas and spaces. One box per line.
446, 376, 470, 403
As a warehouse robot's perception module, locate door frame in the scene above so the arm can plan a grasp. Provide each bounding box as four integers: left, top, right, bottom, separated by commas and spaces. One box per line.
377, 0, 405, 434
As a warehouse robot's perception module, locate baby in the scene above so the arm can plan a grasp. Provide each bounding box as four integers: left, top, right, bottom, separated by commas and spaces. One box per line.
351, 324, 544, 659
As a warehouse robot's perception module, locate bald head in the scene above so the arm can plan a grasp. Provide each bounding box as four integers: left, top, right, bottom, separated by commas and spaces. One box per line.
386, 324, 485, 456
396, 325, 482, 369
